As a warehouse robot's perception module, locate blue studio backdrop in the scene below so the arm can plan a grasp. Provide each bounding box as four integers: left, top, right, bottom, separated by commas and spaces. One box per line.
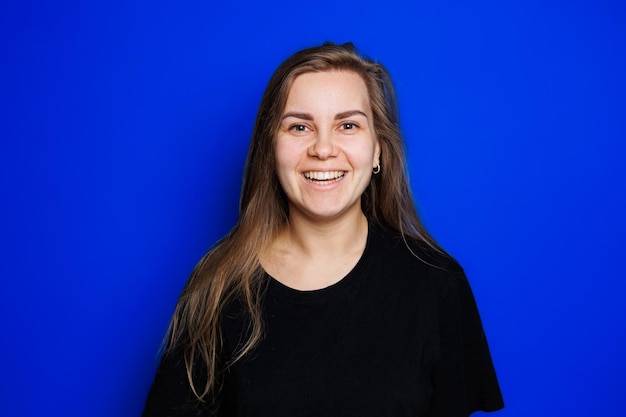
1, 1, 624, 416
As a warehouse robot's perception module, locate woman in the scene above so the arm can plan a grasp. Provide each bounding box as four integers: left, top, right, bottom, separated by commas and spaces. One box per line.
143, 42, 504, 416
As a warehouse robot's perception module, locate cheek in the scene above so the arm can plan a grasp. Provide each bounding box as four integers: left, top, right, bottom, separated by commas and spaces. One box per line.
352, 141, 379, 167
274, 143, 294, 172
274, 141, 301, 187
275, 136, 308, 166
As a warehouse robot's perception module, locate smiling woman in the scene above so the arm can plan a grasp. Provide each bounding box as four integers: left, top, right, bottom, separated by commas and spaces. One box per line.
269, 71, 380, 290
142, 42, 504, 417
274, 71, 380, 232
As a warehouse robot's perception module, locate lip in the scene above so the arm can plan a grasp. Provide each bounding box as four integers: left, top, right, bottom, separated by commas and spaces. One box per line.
301, 170, 346, 186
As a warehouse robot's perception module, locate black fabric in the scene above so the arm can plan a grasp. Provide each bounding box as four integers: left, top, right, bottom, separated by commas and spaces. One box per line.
143, 225, 504, 416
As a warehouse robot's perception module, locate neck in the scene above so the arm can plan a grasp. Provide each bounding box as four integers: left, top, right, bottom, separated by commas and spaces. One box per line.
260, 209, 369, 290
281, 210, 369, 258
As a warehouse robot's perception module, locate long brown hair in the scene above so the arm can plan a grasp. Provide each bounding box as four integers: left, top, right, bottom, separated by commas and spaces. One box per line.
167, 42, 442, 400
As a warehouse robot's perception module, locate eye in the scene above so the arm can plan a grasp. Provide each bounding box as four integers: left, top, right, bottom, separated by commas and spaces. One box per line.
340, 122, 359, 130
289, 124, 310, 132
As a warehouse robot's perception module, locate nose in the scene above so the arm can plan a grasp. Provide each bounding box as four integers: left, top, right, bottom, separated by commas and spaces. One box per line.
308, 129, 338, 160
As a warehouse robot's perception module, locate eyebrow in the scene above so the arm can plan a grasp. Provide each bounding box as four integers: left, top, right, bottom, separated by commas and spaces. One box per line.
335, 110, 368, 120
281, 110, 368, 121
282, 112, 313, 121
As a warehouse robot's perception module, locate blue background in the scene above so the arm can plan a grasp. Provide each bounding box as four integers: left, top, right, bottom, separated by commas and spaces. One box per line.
1, 0, 624, 416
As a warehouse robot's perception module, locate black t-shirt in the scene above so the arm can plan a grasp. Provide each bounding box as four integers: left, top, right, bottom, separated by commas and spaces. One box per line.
143, 225, 504, 416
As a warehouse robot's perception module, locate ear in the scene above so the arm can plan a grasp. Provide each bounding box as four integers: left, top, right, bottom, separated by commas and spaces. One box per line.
373, 139, 381, 168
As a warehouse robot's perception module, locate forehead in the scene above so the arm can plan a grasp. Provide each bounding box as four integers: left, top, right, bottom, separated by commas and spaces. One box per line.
284, 71, 370, 112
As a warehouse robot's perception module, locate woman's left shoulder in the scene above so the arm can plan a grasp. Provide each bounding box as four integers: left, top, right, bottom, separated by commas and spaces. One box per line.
369, 224, 466, 286
371, 225, 461, 268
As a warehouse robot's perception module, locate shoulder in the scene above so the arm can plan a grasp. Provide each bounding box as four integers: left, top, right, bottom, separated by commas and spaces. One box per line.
367, 224, 467, 296
370, 224, 462, 273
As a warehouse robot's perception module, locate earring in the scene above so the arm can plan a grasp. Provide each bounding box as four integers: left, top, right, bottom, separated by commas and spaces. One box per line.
373, 163, 381, 174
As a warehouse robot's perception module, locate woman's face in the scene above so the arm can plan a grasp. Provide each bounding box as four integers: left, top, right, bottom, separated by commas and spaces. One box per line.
275, 70, 380, 223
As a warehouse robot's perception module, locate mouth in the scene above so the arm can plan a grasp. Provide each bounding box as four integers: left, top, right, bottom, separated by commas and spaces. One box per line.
303, 170, 345, 184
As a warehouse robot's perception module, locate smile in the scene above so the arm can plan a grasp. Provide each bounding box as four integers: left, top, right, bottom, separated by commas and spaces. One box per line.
303, 171, 345, 183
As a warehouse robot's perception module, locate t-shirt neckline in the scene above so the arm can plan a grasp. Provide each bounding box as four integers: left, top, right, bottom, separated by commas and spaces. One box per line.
264, 223, 376, 305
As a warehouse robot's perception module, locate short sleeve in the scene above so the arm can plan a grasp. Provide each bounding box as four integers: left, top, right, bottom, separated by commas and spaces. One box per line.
430, 271, 504, 417
142, 346, 218, 417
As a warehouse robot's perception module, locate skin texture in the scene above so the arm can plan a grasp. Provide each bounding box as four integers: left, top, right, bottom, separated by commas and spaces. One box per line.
275, 70, 381, 225
263, 71, 381, 291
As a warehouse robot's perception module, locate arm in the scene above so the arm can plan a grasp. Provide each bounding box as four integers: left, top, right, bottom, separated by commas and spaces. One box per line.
142, 347, 220, 417
429, 270, 504, 416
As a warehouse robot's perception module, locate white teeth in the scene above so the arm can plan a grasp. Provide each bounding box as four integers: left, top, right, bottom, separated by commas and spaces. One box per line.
303, 171, 345, 181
